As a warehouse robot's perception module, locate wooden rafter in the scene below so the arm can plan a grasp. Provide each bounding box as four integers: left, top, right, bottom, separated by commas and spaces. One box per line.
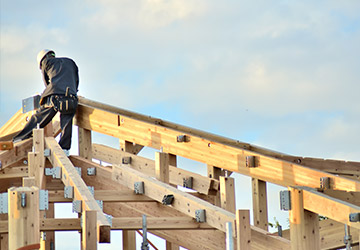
45, 137, 111, 243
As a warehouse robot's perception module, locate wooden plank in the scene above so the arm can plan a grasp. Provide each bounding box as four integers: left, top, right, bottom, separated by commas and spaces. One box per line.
112, 163, 235, 233
75, 104, 360, 192
281, 156, 360, 176
155, 152, 170, 184
71, 155, 291, 250
119, 140, 144, 155
0, 109, 32, 141
92, 144, 219, 194
252, 178, 268, 231
220, 176, 236, 213
236, 210, 251, 250
22, 177, 36, 187
322, 189, 360, 206
78, 127, 92, 160
0, 139, 32, 169
302, 187, 360, 229
45, 137, 111, 243
82, 210, 97, 250
0, 166, 28, 179
8, 186, 40, 250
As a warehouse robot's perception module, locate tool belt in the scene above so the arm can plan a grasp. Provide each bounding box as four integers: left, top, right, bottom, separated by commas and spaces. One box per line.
50, 87, 78, 114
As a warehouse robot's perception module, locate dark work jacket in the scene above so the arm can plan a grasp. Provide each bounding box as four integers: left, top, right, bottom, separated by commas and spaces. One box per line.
40, 57, 79, 104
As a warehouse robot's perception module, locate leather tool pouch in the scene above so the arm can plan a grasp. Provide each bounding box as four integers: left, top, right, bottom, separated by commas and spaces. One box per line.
51, 87, 78, 114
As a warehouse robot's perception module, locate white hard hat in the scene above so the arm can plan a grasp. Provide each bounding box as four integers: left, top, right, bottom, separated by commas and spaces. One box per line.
37, 49, 55, 69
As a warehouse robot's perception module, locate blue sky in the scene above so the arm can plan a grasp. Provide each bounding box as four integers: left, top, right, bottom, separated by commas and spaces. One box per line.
1, 0, 360, 249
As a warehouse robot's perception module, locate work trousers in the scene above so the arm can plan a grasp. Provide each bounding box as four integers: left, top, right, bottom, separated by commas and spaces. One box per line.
13, 100, 76, 150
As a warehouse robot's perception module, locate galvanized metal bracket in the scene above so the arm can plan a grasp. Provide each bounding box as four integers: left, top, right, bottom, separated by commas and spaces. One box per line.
64, 186, 74, 199
280, 190, 291, 211
39, 190, 49, 210
320, 177, 331, 190
88, 186, 95, 196
122, 157, 132, 164
72, 200, 82, 213
195, 209, 206, 223
96, 200, 103, 211
44, 149, 51, 157
0, 193, 8, 214
177, 135, 190, 143
45, 167, 62, 179
104, 213, 113, 227
134, 182, 145, 195
349, 213, 360, 222
162, 194, 174, 205
245, 156, 257, 168
22, 95, 41, 113
21, 193, 26, 207
87, 167, 96, 176
183, 177, 193, 189
141, 214, 149, 250
75, 167, 82, 176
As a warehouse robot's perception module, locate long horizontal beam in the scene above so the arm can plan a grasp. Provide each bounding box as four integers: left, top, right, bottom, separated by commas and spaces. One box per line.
300, 187, 360, 229
0, 109, 31, 141
111, 163, 234, 233
71, 155, 289, 249
92, 143, 219, 194
74, 103, 360, 192
0, 217, 213, 233
0, 166, 28, 179
45, 137, 111, 243
48, 190, 154, 203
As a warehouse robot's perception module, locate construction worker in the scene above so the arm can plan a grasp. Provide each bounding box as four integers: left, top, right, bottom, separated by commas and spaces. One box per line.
13, 49, 79, 155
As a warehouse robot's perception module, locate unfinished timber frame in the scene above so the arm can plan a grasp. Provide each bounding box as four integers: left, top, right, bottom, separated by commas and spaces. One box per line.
0, 96, 359, 250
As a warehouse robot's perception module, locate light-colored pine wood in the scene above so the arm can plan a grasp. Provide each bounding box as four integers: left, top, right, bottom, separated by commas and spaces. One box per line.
119, 140, 144, 155
0, 166, 28, 179
78, 127, 92, 160
45, 137, 111, 243
23, 177, 36, 187
155, 152, 170, 184
252, 178, 268, 231
302, 187, 360, 229
92, 144, 219, 194
236, 210, 251, 250
82, 210, 97, 250
75, 104, 360, 192
220, 176, 236, 213
8, 186, 40, 250
0, 139, 32, 170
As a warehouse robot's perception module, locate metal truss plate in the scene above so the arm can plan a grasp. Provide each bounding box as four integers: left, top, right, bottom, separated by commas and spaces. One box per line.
22, 95, 41, 113
96, 200, 103, 211
122, 157, 132, 164
349, 213, 360, 222
195, 209, 206, 223
183, 177, 193, 189
87, 167, 96, 176
280, 190, 291, 211
45, 167, 62, 179
72, 200, 82, 213
64, 186, 74, 199
39, 190, 49, 210
134, 182, 145, 195
162, 194, 174, 205
0, 193, 8, 214
44, 148, 51, 157
245, 156, 256, 168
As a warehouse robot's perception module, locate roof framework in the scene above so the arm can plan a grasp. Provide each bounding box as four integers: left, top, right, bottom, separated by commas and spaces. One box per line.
0, 96, 359, 249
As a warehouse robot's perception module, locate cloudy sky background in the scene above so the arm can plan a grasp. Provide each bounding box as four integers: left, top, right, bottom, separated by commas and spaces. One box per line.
1, 0, 359, 249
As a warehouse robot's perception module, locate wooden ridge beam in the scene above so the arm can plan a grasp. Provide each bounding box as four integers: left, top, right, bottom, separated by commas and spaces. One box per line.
75, 104, 360, 192
71, 155, 290, 250
281, 156, 360, 176
92, 143, 219, 194
0, 109, 32, 141
44, 137, 111, 243
301, 187, 360, 229
111, 163, 235, 233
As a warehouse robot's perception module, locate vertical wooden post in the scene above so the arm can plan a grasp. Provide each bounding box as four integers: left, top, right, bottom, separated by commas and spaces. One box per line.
208, 165, 224, 206
8, 186, 40, 250
155, 152, 170, 183
120, 139, 137, 250
252, 178, 268, 231
23, 177, 36, 187
289, 187, 320, 250
82, 210, 97, 250
120, 140, 144, 155
236, 210, 251, 250
0, 214, 8, 250
78, 127, 92, 160
220, 176, 236, 213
